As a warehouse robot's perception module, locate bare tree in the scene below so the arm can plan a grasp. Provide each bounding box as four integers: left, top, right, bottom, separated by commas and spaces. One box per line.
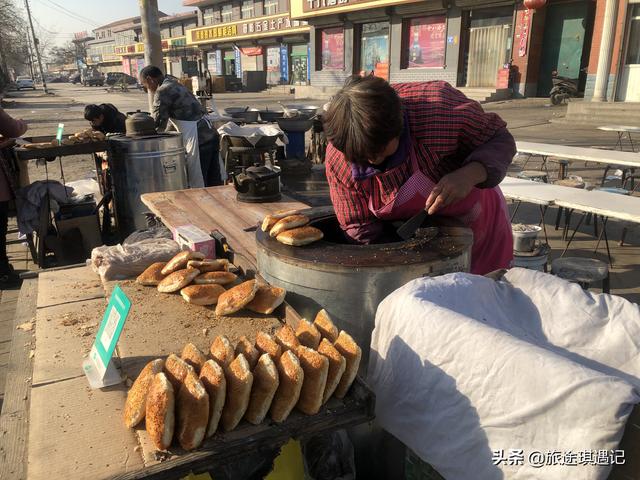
0, 0, 30, 84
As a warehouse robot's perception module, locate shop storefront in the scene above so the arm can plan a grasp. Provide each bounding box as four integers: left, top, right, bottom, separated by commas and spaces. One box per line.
186, 14, 310, 86
292, 0, 520, 91
458, 5, 514, 88
617, 0, 640, 101
292, 0, 463, 89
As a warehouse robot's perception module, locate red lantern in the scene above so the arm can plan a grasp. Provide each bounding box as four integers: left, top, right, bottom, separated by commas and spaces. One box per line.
523, 0, 546, 9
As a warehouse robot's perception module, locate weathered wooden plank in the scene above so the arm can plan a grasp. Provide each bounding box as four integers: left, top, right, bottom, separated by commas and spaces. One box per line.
32, 298, 106, 386
0, 279, 38, 480
27, 376, 145, 480
37, 265, 104, 309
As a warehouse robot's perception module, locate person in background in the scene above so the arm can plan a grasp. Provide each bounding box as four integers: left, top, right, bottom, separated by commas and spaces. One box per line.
83, 103, 126, 135
0, 107, 28, 286
138, 66, 221, 188
323, 76, 516, 275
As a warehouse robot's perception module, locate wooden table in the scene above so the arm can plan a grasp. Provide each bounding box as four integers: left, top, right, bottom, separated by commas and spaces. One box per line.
141, 185, 309, 271
516, 141, 640, 181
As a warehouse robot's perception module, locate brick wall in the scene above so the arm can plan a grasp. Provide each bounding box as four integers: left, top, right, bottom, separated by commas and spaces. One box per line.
509, 5, 547, 97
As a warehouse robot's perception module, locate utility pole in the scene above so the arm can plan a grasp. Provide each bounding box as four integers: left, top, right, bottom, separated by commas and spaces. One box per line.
24, 0, 48, 93
25, 28, 35, 80
139, 0, 163, 110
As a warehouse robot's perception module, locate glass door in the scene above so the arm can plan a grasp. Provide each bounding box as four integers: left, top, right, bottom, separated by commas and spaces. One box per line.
618, 3, 640, 101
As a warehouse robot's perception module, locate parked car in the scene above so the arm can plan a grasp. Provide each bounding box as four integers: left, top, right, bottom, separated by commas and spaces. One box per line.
82, 70, 104, 87
16, 76, 36, 90
70, 73, 81, 84
105, 72, 138, 86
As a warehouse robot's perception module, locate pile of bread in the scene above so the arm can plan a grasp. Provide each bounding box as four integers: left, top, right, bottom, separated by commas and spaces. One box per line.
136, 250, 286, 316
261, 210, 323, 247
124, 309, 362, 452
22, 128, 106, 149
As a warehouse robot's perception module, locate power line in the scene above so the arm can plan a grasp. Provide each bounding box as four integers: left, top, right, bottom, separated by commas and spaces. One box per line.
32, 0, 99, 27
40, 0, 100, 26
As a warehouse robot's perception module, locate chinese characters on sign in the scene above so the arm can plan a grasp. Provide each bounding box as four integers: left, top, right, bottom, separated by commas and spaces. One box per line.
190, 15, 305, 43
303, 0, 370, 12
407, 16, 446, 68
518, 8, 531, 57
492, 449, 625, 467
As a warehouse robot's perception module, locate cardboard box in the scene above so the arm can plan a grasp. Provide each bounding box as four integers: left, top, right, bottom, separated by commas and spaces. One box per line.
174, 224, 216, 258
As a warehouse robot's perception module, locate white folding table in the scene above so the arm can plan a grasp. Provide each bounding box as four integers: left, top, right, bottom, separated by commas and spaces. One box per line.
515, 141, 640, 183
597, 125, 640, 152
500, 176, 640, 265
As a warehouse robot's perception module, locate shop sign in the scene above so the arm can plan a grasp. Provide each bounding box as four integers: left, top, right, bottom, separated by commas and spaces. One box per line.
240, 46, 263, 56
115, 40, 170, 56
518, 8, 531, 57
280, 44, 289, 82
189, 15, 306, 44
234, 47, 242, 78
302, 0, 419, 13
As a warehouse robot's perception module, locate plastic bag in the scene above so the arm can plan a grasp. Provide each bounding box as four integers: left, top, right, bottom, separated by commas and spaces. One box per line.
90, 226, 181, 281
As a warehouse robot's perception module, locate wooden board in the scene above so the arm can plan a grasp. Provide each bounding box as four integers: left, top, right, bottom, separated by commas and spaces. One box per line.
32, 298, 106, 386
0, 279, 38, 480
27, 376, 144, 480
141, 186, 308, 272
116, 377, 375, 480
37, 265, 104, 309
112, 279, 284, 380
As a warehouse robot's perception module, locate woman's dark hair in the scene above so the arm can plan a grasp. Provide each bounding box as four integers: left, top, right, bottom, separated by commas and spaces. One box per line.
323, 75, 403, 164
139, 65, 164, 81
84, 104, 102, 121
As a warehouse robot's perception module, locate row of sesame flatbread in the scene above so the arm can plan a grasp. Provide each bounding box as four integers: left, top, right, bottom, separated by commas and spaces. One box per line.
124, 309, 361, 452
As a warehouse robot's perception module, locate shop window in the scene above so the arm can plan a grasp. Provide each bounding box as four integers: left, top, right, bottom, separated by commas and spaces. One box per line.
221, 3, 233, 23
171, 25, 184, 37
317, 27, 344, 70
160, 27, 171, 39
264, 0, 278, 16
358, 22, 390, 79
626, 4, 640, 65
242, 0, 254, 19
402, 15, 447, 69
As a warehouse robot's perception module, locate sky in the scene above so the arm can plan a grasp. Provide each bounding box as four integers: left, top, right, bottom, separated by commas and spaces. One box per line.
25, 0, 195, 47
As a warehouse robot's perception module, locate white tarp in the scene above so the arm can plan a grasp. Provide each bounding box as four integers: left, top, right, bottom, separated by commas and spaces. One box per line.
368, 268, 640, 480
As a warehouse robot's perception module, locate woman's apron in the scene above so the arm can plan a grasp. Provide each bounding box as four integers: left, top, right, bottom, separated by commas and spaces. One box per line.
367, 144, 513, 275
169, 118, 205, 188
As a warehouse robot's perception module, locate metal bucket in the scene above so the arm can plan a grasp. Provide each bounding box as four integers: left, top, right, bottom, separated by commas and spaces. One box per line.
256, 211, 472, 373
108, 133, 187, 237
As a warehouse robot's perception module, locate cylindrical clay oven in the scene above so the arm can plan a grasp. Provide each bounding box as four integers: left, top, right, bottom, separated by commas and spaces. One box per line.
257, 209, 473, 371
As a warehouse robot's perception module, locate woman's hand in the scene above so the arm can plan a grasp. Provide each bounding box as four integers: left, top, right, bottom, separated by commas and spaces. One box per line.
425, 162, 487, 215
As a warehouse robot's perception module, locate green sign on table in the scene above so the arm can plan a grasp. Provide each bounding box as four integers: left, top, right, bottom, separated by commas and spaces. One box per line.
83, 285, 131, 388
